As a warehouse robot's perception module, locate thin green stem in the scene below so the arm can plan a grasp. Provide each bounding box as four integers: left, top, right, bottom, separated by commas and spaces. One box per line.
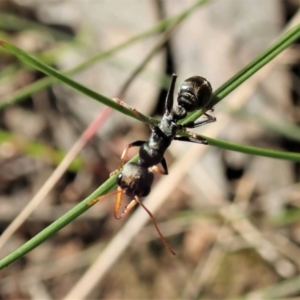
206, 136, 300, 161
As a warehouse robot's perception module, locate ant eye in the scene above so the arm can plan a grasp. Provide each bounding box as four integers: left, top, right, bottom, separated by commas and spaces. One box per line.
117, 173, 123, 185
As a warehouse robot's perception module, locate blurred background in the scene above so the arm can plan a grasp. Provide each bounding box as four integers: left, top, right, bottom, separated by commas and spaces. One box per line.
0, 0, 300, 299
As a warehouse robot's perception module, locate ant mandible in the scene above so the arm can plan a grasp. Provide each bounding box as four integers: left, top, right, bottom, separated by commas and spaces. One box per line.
87, 74, 216, 255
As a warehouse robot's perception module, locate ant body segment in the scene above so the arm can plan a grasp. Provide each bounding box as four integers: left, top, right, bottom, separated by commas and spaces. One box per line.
88, 74, 216, 255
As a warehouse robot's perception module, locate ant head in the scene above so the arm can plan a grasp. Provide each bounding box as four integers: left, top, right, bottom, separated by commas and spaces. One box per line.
117, 162, 154, 198
177, 76, 212, 112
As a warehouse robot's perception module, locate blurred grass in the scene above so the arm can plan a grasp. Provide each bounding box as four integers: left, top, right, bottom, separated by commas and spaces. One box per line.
271, 207, 300, 226
0, 129, 84, 171
227, 108, 300, 141
0, 12, 74, 41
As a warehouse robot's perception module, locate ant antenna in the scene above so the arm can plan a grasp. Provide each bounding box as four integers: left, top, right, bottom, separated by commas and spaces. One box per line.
165, 74, 177, 114
88, 190, 176, 255
134, 196, 176, 255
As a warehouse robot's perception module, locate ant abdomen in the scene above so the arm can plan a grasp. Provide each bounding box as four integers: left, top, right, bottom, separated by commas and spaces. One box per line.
177, 76, 212, 112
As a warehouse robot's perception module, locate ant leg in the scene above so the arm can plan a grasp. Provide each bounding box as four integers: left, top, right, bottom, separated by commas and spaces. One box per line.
160, 157, 169, 175
110, 140, 145, 177
120, 141, 145, 166
174, 134, 208, 145
86, 189, 120, 207
151, 166, 166, 175
182, 109, 216, 129
150, 157, 169, 175
114, 98, 157, 127
114, 187, 133, 219
134, 196, 175, 255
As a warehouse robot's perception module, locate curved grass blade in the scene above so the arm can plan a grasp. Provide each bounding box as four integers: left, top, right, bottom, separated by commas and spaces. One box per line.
206, 136, 300, 161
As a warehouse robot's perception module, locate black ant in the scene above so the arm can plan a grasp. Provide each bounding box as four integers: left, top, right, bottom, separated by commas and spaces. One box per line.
87, 74, 216, 255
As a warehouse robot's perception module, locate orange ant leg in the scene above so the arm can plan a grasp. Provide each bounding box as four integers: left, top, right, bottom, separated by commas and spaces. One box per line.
134, 196, 176, 255
113, 187, 129, 219
114, 192, 138, 220
120, 141, 145, 166
151, 166, 167, 175
113, 191, 175, 255
150, 157, 169, 175
86, 189, 121, 207
110, 140, 145, 177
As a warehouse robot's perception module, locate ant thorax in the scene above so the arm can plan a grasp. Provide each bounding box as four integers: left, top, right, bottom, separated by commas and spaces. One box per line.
158, 111, 182, 140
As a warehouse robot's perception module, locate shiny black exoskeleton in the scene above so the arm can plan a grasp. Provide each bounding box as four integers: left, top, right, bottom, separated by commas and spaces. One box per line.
88, 74, 216, 255
117, 74, 216, 198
